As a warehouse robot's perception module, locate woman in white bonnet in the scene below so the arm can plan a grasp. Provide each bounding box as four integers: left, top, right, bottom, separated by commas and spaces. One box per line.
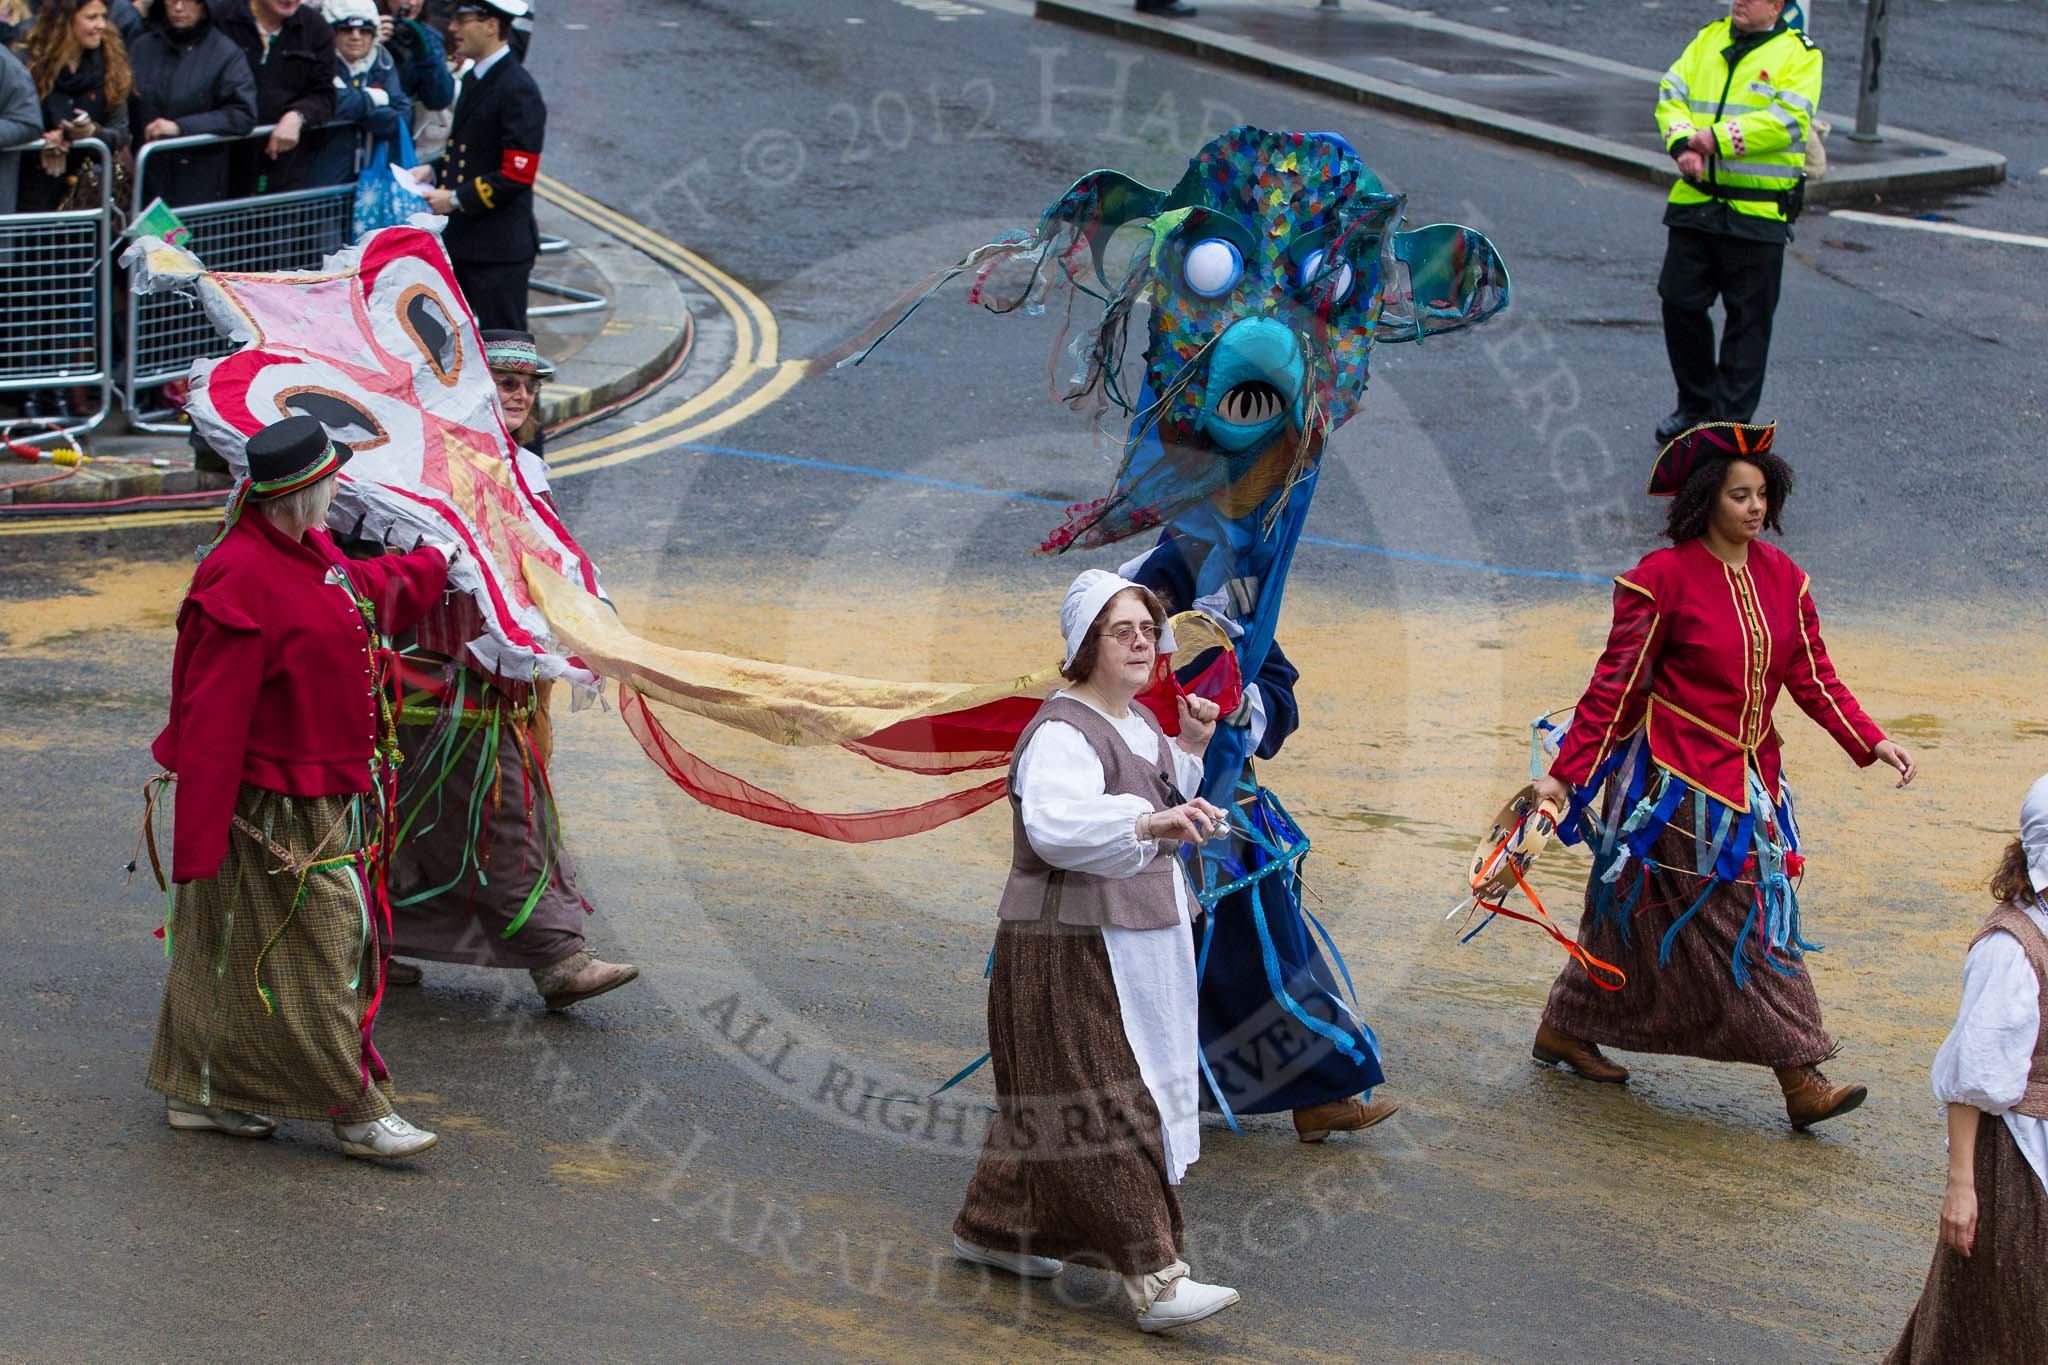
1887, 773, 2048, 1361
949, 569, 1242, 1333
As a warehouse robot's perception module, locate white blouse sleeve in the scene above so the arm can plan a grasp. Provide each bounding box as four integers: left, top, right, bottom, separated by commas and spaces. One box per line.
513, 446, 552, 494
1015, 721, 1159, 879
1166, 737, 1207, 801
1930, 931, 2042, 1114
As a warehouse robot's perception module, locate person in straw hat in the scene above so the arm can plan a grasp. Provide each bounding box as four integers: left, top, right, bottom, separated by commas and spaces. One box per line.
145, 415, 452, 1160
1885, 774, 2048, 1362
379, 328, 637, 1010
1528, 421, 1914, 1130
950, 569, 1241, 1334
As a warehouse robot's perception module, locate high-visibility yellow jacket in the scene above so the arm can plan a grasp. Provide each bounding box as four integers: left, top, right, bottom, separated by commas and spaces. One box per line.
1656, 19, 1822, 230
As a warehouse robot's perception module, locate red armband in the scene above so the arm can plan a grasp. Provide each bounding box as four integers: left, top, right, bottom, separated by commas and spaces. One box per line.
500, 149, 539, 185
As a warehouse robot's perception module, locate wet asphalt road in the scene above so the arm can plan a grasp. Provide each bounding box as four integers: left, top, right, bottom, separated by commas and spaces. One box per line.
3, 2, 2046, 1361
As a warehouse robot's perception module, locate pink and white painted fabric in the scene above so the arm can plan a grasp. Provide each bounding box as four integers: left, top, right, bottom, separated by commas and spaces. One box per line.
126, 224, 602, 688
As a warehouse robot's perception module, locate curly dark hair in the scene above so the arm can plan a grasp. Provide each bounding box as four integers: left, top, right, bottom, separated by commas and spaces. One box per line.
1664, 450, 1794, 544
1990, 838, 2037, 907
1061, 585, 1168, 684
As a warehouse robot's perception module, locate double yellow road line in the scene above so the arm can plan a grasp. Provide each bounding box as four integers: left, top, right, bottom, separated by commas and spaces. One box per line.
537, 176, 806, 480
0, 182, 799, 538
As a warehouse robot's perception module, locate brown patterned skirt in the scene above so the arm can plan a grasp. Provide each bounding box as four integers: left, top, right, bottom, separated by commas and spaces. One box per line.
953, 916, 1184, 1277
1543, 791, 1834, 1068
385, 689, 589, 971
147, 785, 395, 1124
1886, 1117, 2048, 1363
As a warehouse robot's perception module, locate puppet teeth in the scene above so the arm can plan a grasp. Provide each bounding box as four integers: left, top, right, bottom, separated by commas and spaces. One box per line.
1220, 381, 1285, 426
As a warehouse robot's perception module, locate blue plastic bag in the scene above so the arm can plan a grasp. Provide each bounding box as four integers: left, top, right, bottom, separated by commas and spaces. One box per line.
353, 120, 429, 235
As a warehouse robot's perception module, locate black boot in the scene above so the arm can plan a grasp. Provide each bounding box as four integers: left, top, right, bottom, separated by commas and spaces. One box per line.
1654, 409, 1703, 445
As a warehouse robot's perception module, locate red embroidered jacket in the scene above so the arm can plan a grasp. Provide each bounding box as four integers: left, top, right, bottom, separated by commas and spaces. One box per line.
1550, 538, 1886, 813
153, 512, 448, 882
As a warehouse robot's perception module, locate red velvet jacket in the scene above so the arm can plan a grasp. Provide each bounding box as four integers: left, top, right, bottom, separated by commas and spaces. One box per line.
152, 511, 448, 882
1550, 538, 1886, 813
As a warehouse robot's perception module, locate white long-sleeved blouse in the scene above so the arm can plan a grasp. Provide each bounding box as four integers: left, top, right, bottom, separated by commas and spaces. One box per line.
1930, 897, 2048, 1192
1011, 691, 1208, 1184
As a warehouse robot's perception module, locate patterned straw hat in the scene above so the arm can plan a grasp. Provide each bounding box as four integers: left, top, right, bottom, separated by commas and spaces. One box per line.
1648, 420, 1777, 497
480, 328, 557, 379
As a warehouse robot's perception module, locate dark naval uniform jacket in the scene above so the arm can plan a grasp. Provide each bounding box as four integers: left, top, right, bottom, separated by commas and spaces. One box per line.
436, 50, 546, 264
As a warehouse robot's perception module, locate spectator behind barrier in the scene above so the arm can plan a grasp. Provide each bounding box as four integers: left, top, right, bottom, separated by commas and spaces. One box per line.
0, 43, 41, 214
210, 0, 332, 195
110, 0, 143, 44
378, 0, 451, 114
0, 2, 28, 50
306, 0, 407, 188
130, 0, 256, 206
16, 0, 134, 213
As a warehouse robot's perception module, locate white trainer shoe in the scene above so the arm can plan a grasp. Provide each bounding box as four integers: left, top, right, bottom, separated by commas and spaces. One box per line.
1128, 1262, 1240, 1333
333, 1112, 439, 1160
950, 1234, 1064, 1279
165, 1098, 277, 1138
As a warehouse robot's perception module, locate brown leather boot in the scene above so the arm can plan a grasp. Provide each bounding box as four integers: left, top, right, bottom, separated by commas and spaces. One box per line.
1532, 1022, 1630, 1083
1776, 1065, 1866, 1130
530, 949, 640, 1010
1291, 1096, 1399, 1143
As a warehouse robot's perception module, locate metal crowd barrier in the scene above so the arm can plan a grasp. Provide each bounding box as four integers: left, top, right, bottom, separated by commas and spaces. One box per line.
123, 123, 357, 433
0, 137, 114, 445
530, 231, 605, 319
2, 125, 610, 442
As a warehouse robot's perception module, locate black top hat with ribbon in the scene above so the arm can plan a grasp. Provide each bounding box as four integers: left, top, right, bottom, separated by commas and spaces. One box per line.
1647, 420, 1778, 497
244, 416, 352, 500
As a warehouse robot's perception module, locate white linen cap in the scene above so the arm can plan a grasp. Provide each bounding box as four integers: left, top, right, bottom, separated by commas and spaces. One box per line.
1059, 569, 1172, 670
2022, 773, 2048, 892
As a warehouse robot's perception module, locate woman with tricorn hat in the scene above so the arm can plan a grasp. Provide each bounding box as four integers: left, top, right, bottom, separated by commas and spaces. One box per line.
145, 415, 453, 1160
950, 569, 1240, 1334
1526, 422, 1915, 1129
380, 328, 639, 1010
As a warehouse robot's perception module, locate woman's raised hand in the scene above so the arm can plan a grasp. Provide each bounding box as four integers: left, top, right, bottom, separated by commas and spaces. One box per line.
1139, 797, 1229, 847
1175, 693, 1220, 755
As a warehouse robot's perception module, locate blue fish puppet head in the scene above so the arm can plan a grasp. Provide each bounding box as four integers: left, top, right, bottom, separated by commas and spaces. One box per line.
990, 127, 1509, 550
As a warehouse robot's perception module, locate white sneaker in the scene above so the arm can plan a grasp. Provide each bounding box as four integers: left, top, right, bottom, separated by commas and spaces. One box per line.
333, 1112, 438, 1160
950, 1234, 1063, 1279
165, 1098, 277, 1138
1128, 1263, 1239, 1333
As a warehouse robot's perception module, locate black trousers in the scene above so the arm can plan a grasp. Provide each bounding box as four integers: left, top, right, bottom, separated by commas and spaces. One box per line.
1657, 226, 1785, 424
452, 256, 534, 331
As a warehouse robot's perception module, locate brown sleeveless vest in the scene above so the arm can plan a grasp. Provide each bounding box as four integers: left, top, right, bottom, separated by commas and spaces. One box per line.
995, 694, 1183, 931
1970, 903, 2048, 1120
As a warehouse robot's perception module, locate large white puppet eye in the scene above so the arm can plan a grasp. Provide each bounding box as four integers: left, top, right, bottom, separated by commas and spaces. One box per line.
1183, 238, 1243, 298
1299, 248, 1355, 304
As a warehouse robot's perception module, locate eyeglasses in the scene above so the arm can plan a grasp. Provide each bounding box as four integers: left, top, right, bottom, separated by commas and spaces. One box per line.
495, 374, 541, 395
1098, 622, 1161, 646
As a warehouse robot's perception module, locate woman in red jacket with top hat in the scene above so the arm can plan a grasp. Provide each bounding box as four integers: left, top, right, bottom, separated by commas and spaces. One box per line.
146, 416, 453, 1160
1528, 422, 1915, 1129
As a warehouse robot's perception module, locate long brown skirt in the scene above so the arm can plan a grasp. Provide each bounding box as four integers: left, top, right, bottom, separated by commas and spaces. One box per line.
147, 786, 395, 1124
1543, 792, 1834, 1068
385, 698, 589, 971
1886, 1117, 2048, 1362
953, 917, 1184, 1277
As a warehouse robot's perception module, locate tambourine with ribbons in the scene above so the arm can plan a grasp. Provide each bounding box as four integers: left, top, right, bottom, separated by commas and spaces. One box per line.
1450, 783, 1626, 992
